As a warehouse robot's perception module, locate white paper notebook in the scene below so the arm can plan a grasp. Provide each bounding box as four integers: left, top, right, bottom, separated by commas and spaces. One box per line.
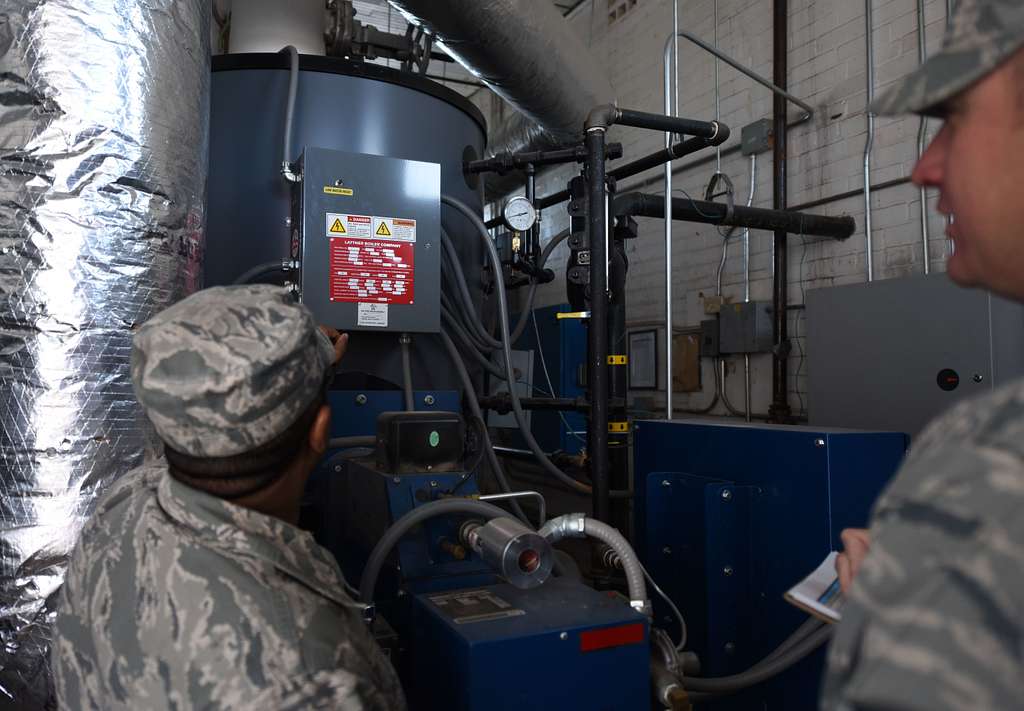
784, 551, 844, 623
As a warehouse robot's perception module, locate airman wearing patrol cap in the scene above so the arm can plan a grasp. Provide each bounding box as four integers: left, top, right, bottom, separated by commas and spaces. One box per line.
51, 285, 406, 711
823, 1, 1024, 709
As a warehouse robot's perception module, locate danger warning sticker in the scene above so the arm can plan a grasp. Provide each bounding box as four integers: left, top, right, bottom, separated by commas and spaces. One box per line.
372, 216, 416, 242
326, 213, 372, 239
329, 237, 414, 305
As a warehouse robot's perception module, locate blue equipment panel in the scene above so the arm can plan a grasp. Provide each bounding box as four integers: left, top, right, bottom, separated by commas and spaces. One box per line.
409, 579, 649, 711
633, 420, 908, 710
511, 304, 587, 453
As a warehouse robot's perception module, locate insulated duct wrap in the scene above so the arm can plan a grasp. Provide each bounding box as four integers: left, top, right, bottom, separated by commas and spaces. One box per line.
0, 2, 209, 706
387, 0, 615, 157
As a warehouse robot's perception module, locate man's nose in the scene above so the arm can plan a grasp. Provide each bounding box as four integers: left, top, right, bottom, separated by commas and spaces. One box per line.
911, 122, 948, 189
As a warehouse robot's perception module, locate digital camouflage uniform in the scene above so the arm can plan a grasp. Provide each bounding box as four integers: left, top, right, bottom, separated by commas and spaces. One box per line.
51, 285, 406, 710
821, 1, 1024, 709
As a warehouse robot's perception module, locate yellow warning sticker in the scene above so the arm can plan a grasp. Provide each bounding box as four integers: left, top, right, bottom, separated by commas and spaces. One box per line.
329, 217, 346, 234
375, 221, 392, 237
323, 186, 354, 196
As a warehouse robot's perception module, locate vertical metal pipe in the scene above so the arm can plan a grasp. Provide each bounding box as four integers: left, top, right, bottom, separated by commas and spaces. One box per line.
586, 127, 611, 522
714, 0, 722, 172
916, 0, 930, 274
770, 0, 791, 421
663, 34, 675, 419
864, 0, 876, 282
743, 154, 757, 423
945, 0, 955, 257
526, 163, 538, 260
673, 0, 680, 118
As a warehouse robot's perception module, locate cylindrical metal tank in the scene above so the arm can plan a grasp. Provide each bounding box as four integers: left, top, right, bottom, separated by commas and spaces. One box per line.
207, 54, 487, 391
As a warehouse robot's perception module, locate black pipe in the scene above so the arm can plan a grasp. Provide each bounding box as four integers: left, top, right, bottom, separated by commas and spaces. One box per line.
789, 176, 911, 212
486, 136, 727, 226
526, 164, 538, 261
585, 127, 611, 524
608, 233, 630, 533
611, 107, 723, 139
467, 144, 622, 176
612, 193, 855, 240
770, 0, 791, 422
477, 395, 592, 414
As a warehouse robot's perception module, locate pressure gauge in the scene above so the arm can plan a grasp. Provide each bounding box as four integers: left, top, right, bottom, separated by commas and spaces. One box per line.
502, 196, 537, 232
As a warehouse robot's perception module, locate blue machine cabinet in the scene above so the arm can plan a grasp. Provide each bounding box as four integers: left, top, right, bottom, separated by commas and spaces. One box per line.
410, 579, 649, 711
633, 420, 908, 710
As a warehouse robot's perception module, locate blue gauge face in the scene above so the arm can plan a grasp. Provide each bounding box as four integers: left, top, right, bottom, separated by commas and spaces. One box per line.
503, 196, 537, 232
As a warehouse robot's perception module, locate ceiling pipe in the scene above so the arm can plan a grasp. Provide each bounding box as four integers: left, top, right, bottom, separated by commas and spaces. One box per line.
386, 0, 615, 193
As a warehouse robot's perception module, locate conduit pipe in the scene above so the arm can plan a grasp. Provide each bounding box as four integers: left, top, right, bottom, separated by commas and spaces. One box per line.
864, 0, 876, 282
743, 155, 757, 422
540, 514, 648, 612
663, 22, 814, 420
916, 0, 931, 274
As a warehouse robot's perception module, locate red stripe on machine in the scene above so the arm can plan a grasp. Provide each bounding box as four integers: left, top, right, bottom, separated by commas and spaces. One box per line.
579, 623, 645, 652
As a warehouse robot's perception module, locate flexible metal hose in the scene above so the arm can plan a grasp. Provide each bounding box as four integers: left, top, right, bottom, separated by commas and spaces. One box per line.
583, 518, 647, 606
681, 623, 832, 693
359, 498, 518, 604
442, 195, 631, 499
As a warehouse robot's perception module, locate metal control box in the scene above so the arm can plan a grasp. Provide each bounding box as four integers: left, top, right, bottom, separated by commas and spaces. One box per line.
807, 273, 1024, 437
294, 147, 441, 332
719, 300, 774, 353
409, 580, 649, 711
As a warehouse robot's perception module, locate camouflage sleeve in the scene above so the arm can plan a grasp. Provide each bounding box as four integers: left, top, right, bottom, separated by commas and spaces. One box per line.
821, 408, 1024, 710
249, 668, 399, 711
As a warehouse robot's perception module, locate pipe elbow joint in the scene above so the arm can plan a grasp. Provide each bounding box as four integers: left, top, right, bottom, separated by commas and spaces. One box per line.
710, 120, 731, 145
585, 103, 620, 131
538, 512, 587, 544
281, 161, 301, 183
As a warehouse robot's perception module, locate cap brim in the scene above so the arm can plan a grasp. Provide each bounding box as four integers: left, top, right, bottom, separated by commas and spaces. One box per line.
871, 36, 1024, 117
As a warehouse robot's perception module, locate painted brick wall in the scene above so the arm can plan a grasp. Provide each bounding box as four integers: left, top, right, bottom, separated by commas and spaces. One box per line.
470, 0, 952, 419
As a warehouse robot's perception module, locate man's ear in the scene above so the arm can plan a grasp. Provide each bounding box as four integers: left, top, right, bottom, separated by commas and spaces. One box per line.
308, 404, 331, 456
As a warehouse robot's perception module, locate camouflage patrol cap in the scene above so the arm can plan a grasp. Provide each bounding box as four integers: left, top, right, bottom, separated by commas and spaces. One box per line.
131, 285, 336, 458
871, 0, 1024, 116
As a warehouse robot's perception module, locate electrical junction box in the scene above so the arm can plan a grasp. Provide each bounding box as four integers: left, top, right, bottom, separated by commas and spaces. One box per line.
741, 118, 773, 156
292, 147, 441, 333
409, 579, 649, 711
807, 273, 1024, 437
719, 301, 774, 354
700, 318, 720, 357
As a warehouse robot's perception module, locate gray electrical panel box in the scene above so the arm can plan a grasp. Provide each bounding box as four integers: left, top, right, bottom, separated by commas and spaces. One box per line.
719, 301, 774, 353
807, 273, 1024, 438
293, 147, 441, 332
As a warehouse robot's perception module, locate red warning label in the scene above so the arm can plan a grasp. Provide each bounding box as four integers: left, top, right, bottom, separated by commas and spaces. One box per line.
329, 237, 415, 305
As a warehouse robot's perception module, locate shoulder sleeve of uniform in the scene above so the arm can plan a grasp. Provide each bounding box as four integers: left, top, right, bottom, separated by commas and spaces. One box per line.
246, 668, 406, 711
821, 437, 1024, 711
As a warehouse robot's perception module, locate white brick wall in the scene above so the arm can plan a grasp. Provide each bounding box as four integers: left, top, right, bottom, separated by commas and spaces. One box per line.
471, 0, 953, 419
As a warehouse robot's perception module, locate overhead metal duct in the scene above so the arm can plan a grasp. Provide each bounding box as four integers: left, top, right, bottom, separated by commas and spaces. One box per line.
387, 0, 616, 159
0, 1, 209, 706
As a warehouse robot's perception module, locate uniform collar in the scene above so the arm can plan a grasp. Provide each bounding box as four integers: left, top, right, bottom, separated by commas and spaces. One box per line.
156, 473, 361, 610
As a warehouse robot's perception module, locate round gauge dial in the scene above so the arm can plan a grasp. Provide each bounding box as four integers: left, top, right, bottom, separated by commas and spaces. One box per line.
503, 196, 537, 232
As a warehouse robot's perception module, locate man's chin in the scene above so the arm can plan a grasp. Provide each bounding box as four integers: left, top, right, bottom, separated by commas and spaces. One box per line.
946, 254, 978, 288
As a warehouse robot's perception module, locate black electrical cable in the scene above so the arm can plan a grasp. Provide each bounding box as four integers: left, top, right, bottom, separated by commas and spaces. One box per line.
442, 195, 631, 499
233, 261, 284, 285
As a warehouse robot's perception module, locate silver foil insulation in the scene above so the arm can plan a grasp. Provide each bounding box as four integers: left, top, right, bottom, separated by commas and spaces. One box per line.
387, 0, 615, 157
0, 1, 209, 706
